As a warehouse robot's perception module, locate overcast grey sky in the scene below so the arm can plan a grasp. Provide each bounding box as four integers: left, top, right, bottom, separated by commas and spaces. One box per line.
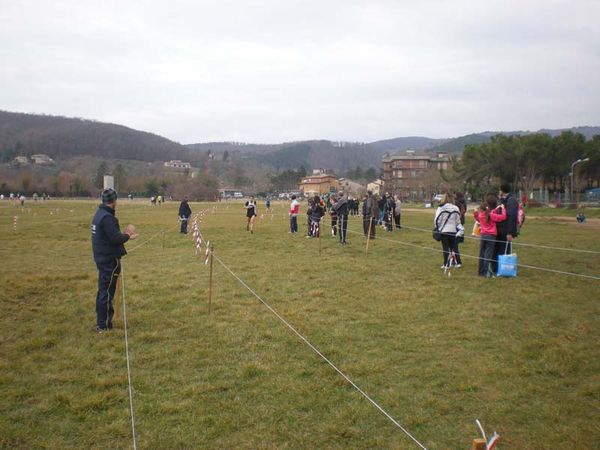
1, 0, 599, 143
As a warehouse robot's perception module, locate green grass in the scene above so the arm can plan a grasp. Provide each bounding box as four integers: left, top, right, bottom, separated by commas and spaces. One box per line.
1, 200, 599, 449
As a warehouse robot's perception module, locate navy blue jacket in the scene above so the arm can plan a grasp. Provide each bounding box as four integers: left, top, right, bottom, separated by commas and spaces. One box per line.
178, 200, 192, 218
496, 193, 519, 236
91, 204, 129, 264
333, 197, 349, 216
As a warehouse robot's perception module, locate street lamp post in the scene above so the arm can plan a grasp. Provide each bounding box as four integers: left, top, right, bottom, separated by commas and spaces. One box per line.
570, 158, 590, 206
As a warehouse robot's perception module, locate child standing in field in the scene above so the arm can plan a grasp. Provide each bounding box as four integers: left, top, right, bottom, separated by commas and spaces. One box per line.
473, 195, 506, 277
245, 197, 257, 233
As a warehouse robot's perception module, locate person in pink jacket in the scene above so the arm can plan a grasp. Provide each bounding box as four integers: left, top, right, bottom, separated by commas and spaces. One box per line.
473, 194, 507, 277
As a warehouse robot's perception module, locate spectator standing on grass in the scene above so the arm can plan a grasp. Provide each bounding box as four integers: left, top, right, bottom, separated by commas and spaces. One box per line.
308, 195, 325, 238
265, 196, 271, 212
91, 189, 138, 333
332, 192, 349, 244
378, 194, 386, 226
393, 195, 402, 229
474, 195, 506, 277
178, 196, 192, 234
330, 196, 338, 237
245, 196, 257, 233
453, 192, 467, 267
289, 194, 300, 233
384, 193, 395, 232
19, 195, 25, 206
361, 194, 369, 236
366, 191, 379, 239
434, 193, 462, 269
493, 184, 519, 274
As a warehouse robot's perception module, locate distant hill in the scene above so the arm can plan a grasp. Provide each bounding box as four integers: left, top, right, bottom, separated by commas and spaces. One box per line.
368, 136, 447, 152
2, 111, 598, 173
0, 110, 191, 163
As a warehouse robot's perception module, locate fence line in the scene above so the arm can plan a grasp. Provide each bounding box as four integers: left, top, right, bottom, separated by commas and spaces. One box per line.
211, 210, 600, 255
343, 228, 600, 281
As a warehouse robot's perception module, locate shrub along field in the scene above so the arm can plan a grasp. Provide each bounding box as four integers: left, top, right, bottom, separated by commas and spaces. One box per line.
1, 199, 599, 449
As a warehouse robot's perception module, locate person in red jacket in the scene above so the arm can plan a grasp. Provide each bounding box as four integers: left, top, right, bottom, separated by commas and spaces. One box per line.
474, 194, 507, 277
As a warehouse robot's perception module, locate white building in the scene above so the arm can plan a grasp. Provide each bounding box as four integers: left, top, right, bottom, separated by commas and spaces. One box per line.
164, 160, 192, 169
13, 156, 29, 165
30, 154, 55, 165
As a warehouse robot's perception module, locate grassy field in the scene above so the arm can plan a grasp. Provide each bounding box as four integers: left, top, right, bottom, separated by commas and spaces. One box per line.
1, 199, 599, 449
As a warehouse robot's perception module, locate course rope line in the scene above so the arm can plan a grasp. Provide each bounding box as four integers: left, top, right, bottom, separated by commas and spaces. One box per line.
344, 229, 600, 281
212, 209, 600, 255
397, 223, 600, 255
211, 251, 429, 450
120, 262, 138, 450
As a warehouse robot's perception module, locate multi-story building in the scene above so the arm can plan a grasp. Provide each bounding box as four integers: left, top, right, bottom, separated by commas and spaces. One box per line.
299, 173, 340, 196
382, 152, 451, 199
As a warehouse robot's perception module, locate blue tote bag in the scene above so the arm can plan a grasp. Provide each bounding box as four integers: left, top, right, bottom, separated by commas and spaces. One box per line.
497, 242, 517, 277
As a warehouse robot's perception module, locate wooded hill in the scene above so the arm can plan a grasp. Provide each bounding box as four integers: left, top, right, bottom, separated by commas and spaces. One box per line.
2, 110, 599, 175
0, 110, 191, 164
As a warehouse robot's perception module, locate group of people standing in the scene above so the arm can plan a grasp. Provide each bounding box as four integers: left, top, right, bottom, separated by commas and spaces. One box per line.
297, 192, 350, 244
434, 185, 520, 276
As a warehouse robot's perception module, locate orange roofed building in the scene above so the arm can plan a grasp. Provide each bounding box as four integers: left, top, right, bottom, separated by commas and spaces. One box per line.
299, 173, 340, 196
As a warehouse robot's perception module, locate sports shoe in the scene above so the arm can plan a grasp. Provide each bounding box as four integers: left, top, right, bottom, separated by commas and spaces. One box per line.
96, 326, 109, 334
441, 265, 447, 269
455, 264, 462, 268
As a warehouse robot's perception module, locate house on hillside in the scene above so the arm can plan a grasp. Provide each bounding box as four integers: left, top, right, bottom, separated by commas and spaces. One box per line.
382, 151, 451, 200
164, 160, 192, 169
30, 154, 55, 165
12, 156, 29, 165
299, 173, 340, 196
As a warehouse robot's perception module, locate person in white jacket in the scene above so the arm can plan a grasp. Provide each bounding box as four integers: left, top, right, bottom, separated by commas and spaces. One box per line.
434, 193, 463, 269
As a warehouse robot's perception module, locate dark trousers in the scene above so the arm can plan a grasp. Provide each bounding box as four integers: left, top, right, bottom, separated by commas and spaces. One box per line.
478, 234, 495, 276
369, 217, 376, 238
338, 215, 348, 243
331, 218, 337, 236
95, 259, 121, 329
492, 234, 512, 273
362, 216, 369, 236
180, 217, 189, 234
440, 234, 456, 266
385, 211, 394, 231
394, 214, 401, 229
290, 215, 298, 233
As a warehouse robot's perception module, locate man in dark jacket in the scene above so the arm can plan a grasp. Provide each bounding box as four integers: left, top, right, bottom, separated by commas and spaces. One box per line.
493, 183, 519, 273
178, 196, 192, 234
365, 191, 379, 239
332, 192, 349, 244
91, 189, 138, 333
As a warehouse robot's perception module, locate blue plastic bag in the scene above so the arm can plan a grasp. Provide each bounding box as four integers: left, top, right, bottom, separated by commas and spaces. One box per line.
497, 244, 517, 277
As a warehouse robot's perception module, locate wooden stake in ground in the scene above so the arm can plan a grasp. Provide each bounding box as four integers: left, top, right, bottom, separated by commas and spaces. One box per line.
208, 245, 214, 314
365, 217, 373, 256
471, 438, 486, 450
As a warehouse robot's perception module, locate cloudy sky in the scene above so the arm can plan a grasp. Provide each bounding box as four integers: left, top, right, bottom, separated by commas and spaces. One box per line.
1, 0, 599, 143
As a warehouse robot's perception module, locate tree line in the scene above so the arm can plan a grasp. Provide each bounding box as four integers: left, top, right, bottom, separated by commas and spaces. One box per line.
454, 131, 600, 196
